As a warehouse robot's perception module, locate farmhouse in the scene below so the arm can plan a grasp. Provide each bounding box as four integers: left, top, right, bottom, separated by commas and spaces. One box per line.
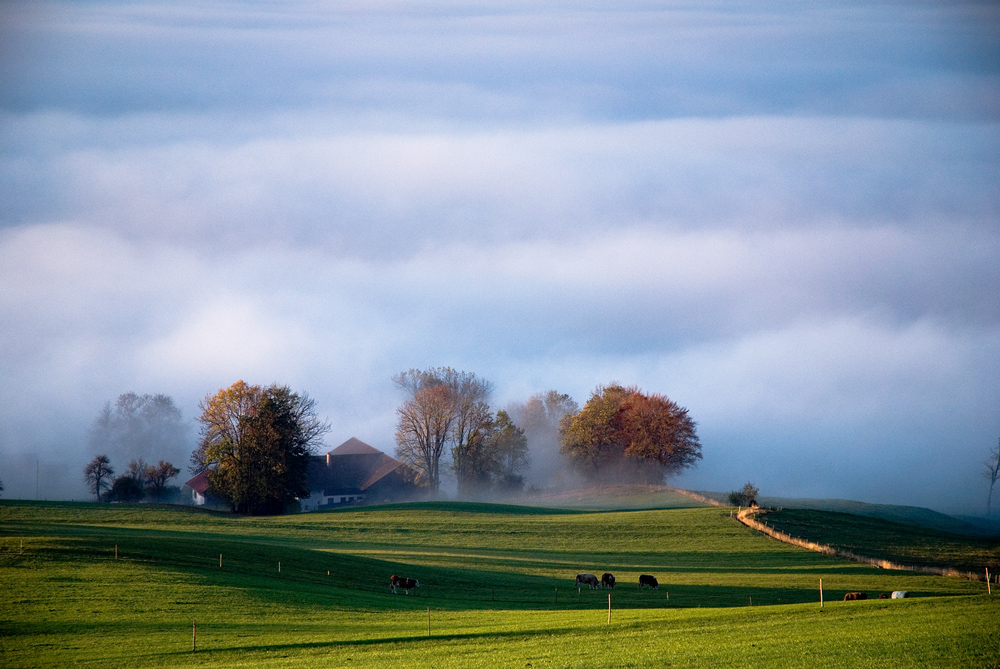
183, 469, 211, 506
302, 437, 418, 510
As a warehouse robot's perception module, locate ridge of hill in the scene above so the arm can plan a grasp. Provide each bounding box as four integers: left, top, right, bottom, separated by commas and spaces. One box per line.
756, 496, 1000, 537
520, 484, 1000, 537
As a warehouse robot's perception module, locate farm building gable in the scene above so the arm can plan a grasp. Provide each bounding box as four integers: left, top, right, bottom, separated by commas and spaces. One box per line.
303, 437, 417, 509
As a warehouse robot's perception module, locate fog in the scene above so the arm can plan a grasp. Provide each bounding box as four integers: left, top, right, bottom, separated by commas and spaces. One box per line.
1, 1, 998, 514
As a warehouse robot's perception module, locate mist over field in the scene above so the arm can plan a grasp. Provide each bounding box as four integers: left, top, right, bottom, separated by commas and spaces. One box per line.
1, 1, 998, 512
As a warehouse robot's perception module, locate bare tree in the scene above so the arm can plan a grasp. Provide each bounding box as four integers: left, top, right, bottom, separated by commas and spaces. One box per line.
393, 367, 492, 497
83, 455, 114, 502
985, 438, 1000, 515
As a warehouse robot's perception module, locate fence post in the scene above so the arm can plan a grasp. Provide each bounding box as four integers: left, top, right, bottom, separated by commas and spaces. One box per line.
608, 593, 611, 624
820, 579, 824, 607
192, 619, 196, 651
988, 568, 992, 595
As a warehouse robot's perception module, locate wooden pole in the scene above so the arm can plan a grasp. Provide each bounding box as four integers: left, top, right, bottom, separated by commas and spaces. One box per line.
749, 596, 752, 607
192, 619, 196, 651
988, 569, 992, 595
278, 562, 281, 573
115, 544, 118, 560
607, 593, 611, 624
219, 554, 222, 568
820, 579, 824, 607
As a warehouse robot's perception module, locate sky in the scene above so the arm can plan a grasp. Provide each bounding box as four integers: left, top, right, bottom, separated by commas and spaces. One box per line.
1, 1, 998, 512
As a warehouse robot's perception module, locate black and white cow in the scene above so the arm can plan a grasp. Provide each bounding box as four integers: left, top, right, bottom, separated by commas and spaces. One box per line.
638, 574, 658, 590
601, 573, 616, 589
576, 573, 600, 589
390, 575, 419, 594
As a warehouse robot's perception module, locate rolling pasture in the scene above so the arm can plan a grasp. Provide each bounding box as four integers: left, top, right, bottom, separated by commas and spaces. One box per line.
1, 500, 997, 668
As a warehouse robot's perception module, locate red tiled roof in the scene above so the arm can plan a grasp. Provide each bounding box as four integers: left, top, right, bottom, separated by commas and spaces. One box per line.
184, 470, 211, 494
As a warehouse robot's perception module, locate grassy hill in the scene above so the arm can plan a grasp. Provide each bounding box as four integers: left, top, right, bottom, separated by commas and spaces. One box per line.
1, 500, 998, 668
757, 507, 1000, 575
758, 496, 1000, 536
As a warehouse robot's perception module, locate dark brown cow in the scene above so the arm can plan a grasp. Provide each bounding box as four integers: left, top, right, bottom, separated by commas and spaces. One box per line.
390, 575, 419, 594
843, 592, 867, 601
601, 573, 616, 589
638, 574, 659, 590
878, 593, 889, 599
576, 573, 600, 589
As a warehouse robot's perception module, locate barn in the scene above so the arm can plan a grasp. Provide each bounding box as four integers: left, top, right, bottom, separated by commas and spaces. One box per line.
183, 470, 211, 506
302, 437, 419, 510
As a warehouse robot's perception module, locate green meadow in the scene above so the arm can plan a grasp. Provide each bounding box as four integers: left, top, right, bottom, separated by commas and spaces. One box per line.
1, 500, 997, 668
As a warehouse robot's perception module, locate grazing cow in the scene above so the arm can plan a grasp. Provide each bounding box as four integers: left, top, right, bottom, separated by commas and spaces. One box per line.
576, 573, 600, 589
601, 573, 616, 589
843, 592, 867, 601
891, 591, 909, 599
878, 593, 889, 599
638, 574, 659, 590
390, 575, 419, 594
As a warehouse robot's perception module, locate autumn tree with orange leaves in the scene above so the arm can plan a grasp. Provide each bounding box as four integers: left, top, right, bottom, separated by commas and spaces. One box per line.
191, 380, 329, 515
560, 384, 701, 483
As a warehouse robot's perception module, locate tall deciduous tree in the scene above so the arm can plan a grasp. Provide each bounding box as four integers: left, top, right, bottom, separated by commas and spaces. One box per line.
83, 455, 114, 502
506, 390, 578, 487
193, 381, 329, 515
451, 409, 530, 498
490, 410, 530, 492
560, 384, 701, 483
393, 367, 493, 496
451, 402, 496, 498
985, 438, 1000, 515
89, 393, 189, 467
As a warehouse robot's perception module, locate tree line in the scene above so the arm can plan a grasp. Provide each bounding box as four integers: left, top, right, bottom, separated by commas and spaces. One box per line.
83, 370, 709, 515
392, 368, 703, 498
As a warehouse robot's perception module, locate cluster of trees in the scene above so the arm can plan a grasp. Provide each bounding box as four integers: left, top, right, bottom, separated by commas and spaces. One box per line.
560, 384, 702, 483
82, 455, 180, 503
728, 482, 760, 507
79, 374, 705, 514
394, 370, 703, 498
83, 392, 188, 503
88, 393, 189, 467
190, 381, 329, 515
394, 368, 529, 498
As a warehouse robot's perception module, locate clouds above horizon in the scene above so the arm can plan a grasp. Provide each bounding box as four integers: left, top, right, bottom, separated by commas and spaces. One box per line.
1, 0, 998, 510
